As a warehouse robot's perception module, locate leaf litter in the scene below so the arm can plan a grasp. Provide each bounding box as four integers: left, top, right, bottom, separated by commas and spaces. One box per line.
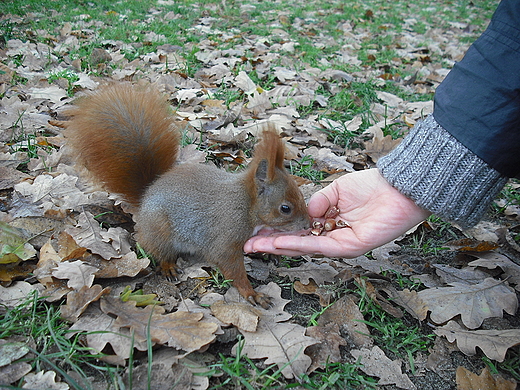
0, 1, 519, 389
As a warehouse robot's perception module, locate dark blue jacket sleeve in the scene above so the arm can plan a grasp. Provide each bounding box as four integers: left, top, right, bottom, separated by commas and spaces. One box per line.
433, 0, 520, 178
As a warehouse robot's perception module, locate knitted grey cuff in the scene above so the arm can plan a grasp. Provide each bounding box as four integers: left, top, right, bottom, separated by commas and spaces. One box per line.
377, 114, 508, 229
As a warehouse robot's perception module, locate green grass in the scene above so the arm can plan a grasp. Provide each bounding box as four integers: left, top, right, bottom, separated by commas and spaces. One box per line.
353, 280, 434, 374
0, 0, 510, 388
204, 336, 378, 390
1, 291, 121, 389
290, 156, 326, 183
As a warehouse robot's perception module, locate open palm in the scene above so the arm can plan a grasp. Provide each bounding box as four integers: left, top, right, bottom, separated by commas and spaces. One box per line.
244, 169, 431, 258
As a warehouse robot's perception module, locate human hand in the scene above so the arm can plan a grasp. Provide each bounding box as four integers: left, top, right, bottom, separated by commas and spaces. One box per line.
244, 168, 431, 258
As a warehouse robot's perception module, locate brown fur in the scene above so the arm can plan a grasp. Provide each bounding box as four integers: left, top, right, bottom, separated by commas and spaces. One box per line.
65, 84, 178, 205
65, 84, 310, 308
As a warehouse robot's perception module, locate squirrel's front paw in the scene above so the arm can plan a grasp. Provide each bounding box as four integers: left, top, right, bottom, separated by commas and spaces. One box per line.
247, 291, 272, 309
157, 261, 182, 281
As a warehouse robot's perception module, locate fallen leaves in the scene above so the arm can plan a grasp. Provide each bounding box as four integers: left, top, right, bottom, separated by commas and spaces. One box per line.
0, 1, 518, 388
351, 346, 416, 390
434, 321, 520, 362
418, 278, 518, 329
456, 366, 517, 390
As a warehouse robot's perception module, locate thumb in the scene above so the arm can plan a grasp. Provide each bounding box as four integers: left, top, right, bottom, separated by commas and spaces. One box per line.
307, 182, 339, 218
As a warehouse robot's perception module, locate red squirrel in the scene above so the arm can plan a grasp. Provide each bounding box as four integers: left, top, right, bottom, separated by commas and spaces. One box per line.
65, 83, 310, 308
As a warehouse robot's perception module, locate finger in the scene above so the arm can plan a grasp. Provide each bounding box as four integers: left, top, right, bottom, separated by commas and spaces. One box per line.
308, 184, 339, 218
248, 232, 370, 258
244, 236, 309, 256
271, 234, 363, 257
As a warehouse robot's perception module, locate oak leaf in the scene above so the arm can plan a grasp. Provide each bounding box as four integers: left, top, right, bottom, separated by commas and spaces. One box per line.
433, 264, 489, 285
277, 261, 338, 285
68, 303, 136, 365
101, 296, 217, 353
60, 285, 110, 322
14, 173, 89, 212
418, 278, 518, 328
210, 300, 261, 332
305, 323, 347, 372
0, 281, 43, 308
225, 283, 317, 379
318, 294, 373, 348
94, 251, 150, 278
66, 211, 122, 259
390, 288, 428, 321
52, 260, 98, 289
434, 320, 520, 362
351, 346, 416, 389
22, 370, 69, 390
456, 366, 516, 390
237, 320, 317, 380
468, 251, 520, 290
342, 253, 413, 276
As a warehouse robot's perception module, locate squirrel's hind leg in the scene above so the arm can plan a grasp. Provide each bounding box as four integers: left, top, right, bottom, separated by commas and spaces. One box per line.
136, 212, 181, 279
218, 247, 272, 309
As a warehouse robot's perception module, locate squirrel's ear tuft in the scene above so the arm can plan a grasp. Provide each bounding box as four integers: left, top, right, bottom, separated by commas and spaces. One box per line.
255, 159, 268, 183
251, 124, 285, 181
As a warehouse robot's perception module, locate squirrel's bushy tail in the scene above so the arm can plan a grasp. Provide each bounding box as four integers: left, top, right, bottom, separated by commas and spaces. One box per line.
65, 84, 179, 204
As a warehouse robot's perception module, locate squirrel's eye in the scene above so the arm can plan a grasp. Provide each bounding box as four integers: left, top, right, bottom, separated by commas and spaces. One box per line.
280, 204, 292, 214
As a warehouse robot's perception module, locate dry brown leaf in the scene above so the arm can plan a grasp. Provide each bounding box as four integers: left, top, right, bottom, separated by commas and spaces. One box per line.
94, 251, 150, 278
101, 226, 132, 254
456, 366, 516, 390
342, 254, 414, 275
237, 320, 317, 380
293, 279, 318, 295
101, 296, 218, 353
362, 126, 402, 163
390, 288, 428, 321
22, 370, 69, 390
434, 320, 520, 362
60, 285, 111, 323
418, 278, 518, 329
235, 70, 257, 94
0, 282, 43, 308
467, 251, 520, 290
68, 303, 136, 365
34, 239, 65, 285
303, 146, 354, 173
51, 260, 98, 289
318, 294, 373, 348
306, 323, 347, 373
433, 264, 490, 285
0, 261, 37, 283
57, 231, 87, 260
277, 261, 338, 285
122, 348, 193, 390
210, 300, 261, 332
66, 211, 129, 259
0, 166, 31, 190
7, 217, 66, 247
66, 211, 122, 259
426, 337, 459, 378
351, 346, 416, 389
356, 276, 403, 318
14, 173, 89, 212
0, 360, 32, 387
219, 282, 317, 379
445, 238, 499, 252
176, 297, 224, 335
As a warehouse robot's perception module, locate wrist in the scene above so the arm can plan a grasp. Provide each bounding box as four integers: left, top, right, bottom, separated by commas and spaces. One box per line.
377, 115, 508, 229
